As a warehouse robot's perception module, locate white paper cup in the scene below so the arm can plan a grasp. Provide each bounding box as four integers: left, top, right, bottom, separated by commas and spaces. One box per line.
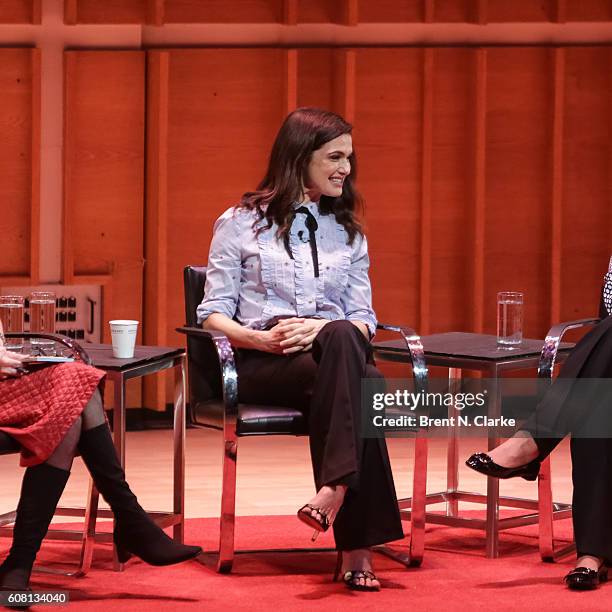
109, 320, 139, 359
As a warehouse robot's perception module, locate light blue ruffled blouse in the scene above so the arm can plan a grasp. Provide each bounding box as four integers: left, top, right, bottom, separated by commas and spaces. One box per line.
196, 202, 377, 337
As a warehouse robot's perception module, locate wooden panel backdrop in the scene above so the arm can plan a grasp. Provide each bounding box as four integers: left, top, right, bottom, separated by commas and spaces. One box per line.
0, 0, 40, 23
483, 48, 552, 336
64, 0, 612, 24
64, 0, 148, 24
144, 49, 287, 406
1, 42, 608, 408
164, 0, 284, 23
561, 48, 612, 320
138, 45, 611, 407
63, 51, 146, 405
0, 4, 610, 413
0, 48, 40, 285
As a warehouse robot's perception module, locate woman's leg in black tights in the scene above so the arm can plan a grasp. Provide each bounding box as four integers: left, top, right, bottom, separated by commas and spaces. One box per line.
43, 388, 105, 471
76, 391, 202, 565
81, 388, 106, 431
2, 386, 118, 590
44, 418, 81, 471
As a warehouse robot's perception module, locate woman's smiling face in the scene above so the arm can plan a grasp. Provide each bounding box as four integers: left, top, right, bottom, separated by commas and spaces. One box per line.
303, 133, 352, 201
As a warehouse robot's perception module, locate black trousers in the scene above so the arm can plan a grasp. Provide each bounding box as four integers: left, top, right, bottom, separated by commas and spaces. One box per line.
235, 319, 404, 551
522, 315, 612, 562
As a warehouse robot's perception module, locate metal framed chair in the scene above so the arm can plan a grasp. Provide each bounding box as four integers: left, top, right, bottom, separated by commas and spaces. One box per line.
535, 294, 606, 561
177, 265, 429, 573
0, 332, 100, 577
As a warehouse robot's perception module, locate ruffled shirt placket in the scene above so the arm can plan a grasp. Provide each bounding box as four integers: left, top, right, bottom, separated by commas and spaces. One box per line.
289, 208, 318, 317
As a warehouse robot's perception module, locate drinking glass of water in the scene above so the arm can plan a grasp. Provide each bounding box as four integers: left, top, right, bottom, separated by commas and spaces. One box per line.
30, 291, 56, 352
0, 296, 25, 351
497, 292, 523, 348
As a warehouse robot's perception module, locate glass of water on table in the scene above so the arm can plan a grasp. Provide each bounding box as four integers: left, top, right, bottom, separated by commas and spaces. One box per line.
30, 291, 57, 354
0, 296, 25, 351
497, 291, 523, 349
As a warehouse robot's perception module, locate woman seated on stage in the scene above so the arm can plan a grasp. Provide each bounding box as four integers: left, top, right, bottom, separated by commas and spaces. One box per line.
197, 107, 403, 592
467, 257, 612, 591
0, 328, 201, 593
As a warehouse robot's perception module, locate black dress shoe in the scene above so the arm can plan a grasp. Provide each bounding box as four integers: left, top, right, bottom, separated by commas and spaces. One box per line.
465, 452, 540, 481
564, 565, 608, 590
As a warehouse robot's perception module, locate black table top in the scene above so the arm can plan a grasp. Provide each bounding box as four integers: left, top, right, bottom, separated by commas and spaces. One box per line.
375, 331, 574, 362
84, 343, 185, 371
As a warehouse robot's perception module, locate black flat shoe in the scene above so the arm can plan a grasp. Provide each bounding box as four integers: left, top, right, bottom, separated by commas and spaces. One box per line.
465, 452, 540, 481
564, 565, 608, 590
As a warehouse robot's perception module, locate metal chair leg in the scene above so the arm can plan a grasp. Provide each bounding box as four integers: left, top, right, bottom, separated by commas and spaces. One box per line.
0, 510, 17, 529
538, 457, 554, 560
538, 456, 574, 561
374, 433, 428, 568
217, 436, 238, 573
173, 359, 187, 544
409, 433, 428, 566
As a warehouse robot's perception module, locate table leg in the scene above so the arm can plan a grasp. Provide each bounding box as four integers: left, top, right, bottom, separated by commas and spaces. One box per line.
111, 373, 126, 571
173, 357, 186, 543
112, 374, 126, 467
446, 368, 462, 516
485, 376, 502, 558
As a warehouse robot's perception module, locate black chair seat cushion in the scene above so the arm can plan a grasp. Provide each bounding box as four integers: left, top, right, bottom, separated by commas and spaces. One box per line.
0, 431, 20, 455
192, 402, 307, 436
238, 405, 307, 436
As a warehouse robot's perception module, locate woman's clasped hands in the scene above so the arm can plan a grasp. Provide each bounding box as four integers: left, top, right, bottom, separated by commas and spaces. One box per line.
260, 317, 329, 354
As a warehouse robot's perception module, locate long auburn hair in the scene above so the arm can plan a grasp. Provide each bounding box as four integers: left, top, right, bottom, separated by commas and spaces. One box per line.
237, 107, 363, 245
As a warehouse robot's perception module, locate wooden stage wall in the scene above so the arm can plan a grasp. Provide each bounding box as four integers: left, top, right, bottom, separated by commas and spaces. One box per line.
1, 1, 611, 407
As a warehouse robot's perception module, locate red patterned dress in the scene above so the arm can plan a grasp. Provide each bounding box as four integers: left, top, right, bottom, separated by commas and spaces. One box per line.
0, 362, 105, 467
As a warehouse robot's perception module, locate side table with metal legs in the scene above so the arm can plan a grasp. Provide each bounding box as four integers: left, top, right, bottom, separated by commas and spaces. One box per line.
375, 332, 575, 559
77, 345, 187, 573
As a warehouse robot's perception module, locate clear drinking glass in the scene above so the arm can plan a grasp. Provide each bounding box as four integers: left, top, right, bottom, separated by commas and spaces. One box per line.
30, 291, 56, 351
497, 291, 523, 348
0, 295, 25, 351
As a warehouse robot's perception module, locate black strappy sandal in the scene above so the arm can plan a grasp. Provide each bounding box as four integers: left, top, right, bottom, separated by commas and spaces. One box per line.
341, 570, 381, 592
297, 504, 331, 541
333, 552, 381, 592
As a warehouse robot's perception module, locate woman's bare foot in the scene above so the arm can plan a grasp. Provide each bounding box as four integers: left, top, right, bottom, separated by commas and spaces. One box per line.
299, 485, 347, 530
340, 549, 380, 590
575, 555, 604, 572
486, 432, 539, 468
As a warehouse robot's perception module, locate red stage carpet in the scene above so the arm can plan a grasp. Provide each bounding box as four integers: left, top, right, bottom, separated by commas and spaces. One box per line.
1, 513, 607, 611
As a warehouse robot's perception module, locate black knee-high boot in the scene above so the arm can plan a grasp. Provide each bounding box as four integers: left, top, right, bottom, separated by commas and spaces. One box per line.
0, 464, 70, 591
77, 424, 201, 566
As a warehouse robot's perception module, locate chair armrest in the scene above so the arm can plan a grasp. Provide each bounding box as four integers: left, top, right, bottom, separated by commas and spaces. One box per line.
376, 322, 428, 394
176, 326, 239, 424
4, 332, 92, 366
538, 317, 601, 380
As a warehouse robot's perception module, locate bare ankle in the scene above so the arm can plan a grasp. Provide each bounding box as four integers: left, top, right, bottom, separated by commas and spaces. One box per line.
342, 548, 373, 571
516, 432, 537, 448
487, 433, 538, 468
576, 555, 604, 570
